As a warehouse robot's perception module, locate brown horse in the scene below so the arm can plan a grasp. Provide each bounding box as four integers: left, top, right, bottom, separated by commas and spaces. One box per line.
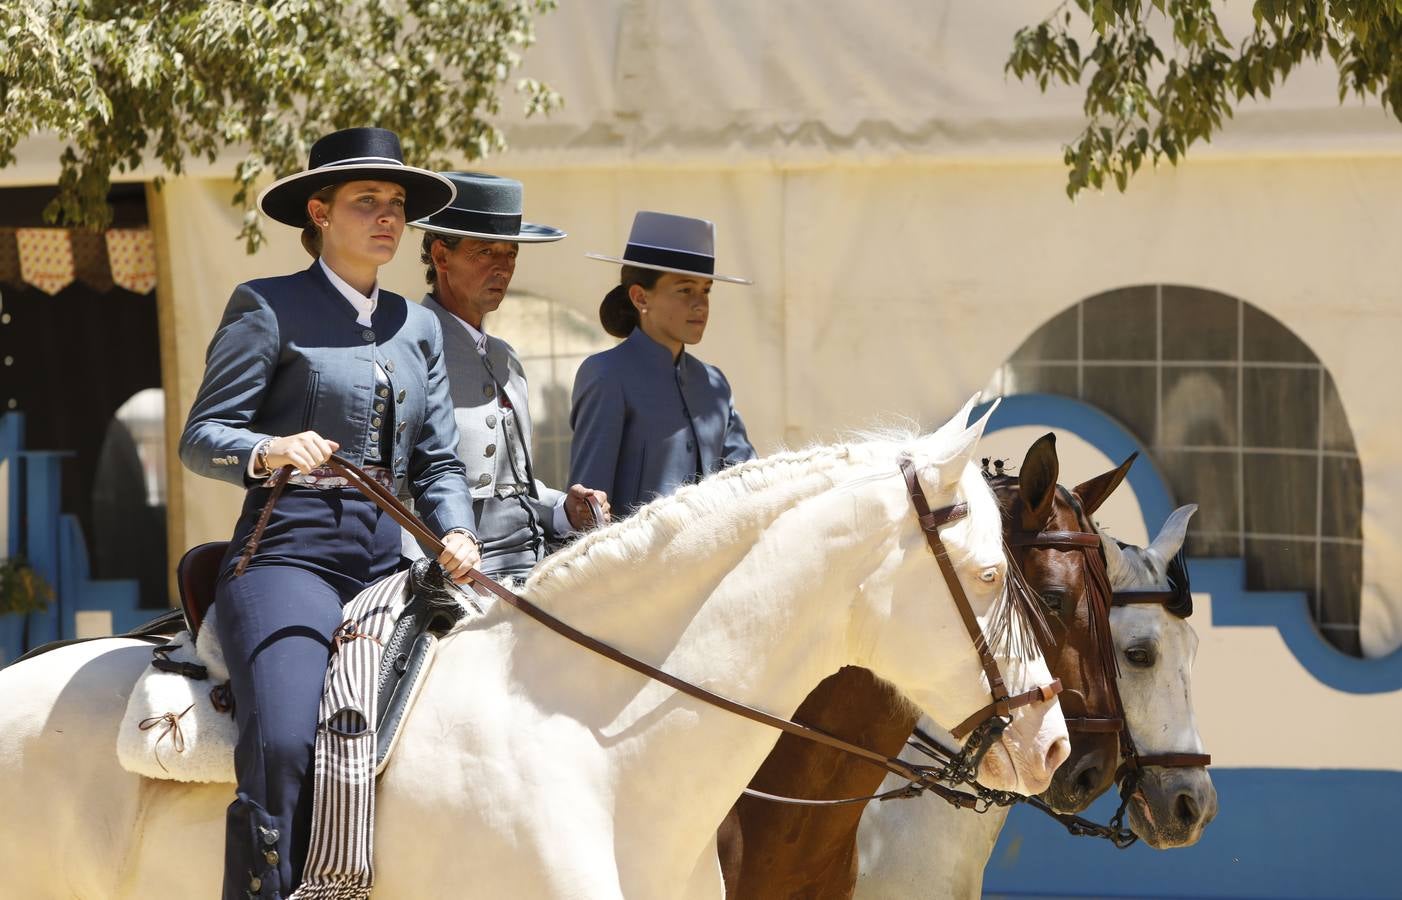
719, 433, 1133, 899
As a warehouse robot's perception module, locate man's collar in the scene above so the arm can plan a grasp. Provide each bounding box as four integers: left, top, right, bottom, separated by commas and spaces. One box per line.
426, 291, 489, 356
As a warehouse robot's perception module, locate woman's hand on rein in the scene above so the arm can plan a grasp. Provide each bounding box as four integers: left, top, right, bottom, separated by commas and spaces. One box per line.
265, 431, 340, 475
439, 531, 482, 584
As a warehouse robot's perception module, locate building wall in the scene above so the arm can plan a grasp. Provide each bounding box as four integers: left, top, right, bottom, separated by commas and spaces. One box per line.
147, 154, 1399, 657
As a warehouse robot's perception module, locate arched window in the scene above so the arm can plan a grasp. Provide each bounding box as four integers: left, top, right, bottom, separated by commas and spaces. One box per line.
987, 286, 1363, 656
92, 387, 168, 607
479, 292, 615, 489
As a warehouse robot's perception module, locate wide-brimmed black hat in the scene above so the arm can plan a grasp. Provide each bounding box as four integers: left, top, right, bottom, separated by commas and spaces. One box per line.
586, 211, 751, 284
257, 127, 455, 227
411, 172, 565, 242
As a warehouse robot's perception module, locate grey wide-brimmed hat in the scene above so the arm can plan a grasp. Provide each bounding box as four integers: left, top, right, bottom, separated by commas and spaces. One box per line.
411, 172, 565, 242
586, 211, 752, 285
257, 127, 455, 227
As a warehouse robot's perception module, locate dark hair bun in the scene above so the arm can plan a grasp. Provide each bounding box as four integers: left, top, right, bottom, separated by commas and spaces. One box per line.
599, 283, 639, 338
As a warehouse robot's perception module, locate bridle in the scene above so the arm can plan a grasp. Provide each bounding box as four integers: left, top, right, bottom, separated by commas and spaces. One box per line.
995, 507, 1211, 847
1100, 545, 1211, 843
237, 455, 1061, 808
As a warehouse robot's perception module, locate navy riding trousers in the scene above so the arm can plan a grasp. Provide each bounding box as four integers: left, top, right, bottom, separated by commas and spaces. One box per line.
215, 486, 401, 900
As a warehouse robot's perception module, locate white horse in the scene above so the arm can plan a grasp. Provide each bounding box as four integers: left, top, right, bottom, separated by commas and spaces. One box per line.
854, 504, 1217, 899
0, 404, 1070, 899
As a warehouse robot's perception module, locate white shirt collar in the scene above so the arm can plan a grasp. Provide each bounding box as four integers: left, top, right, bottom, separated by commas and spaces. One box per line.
429, 293, 489, 356
319, 258, 378, 327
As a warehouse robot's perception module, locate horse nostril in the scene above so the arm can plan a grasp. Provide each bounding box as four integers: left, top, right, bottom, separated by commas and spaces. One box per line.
1075, 762, 1103, 794
1043, 736, 1070, 778
1175, 791, 1200, 826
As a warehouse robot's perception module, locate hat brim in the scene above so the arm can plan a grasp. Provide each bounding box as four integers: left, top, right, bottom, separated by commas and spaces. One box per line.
584, 252, 752, 285
257, 164, 455, 227
411, 220, 567, 243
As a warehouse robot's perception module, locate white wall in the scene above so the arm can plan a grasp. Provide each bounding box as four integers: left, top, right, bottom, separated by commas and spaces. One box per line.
146, 154, 1399, 656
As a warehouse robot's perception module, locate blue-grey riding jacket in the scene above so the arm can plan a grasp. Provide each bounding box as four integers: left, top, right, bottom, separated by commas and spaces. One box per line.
568, 327, 755, 516
179, 263, 473, 537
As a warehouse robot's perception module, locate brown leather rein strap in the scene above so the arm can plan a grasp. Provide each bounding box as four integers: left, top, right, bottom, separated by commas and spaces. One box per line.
312, 457, 944, 791
898, 457, 1062, 740
1007, 531, 1103, 549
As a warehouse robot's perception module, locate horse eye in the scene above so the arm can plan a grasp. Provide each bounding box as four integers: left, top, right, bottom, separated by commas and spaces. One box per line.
978, 567, 1000, 584
1124, 645, 1156, 667
1039, 591, 1066, 614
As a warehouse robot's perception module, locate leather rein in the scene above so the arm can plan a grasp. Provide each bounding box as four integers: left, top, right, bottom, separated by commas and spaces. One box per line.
237, 456, 1059, 808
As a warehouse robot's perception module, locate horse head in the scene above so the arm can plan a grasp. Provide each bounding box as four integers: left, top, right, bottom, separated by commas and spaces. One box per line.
864, 398, 1069, 796
1102, 504, 1218, 848
983, 434, 1130, 813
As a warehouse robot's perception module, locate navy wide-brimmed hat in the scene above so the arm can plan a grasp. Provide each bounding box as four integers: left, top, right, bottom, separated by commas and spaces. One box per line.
257, 127, 456, 227
411, 172, 565, 243
586, 211, 752, 285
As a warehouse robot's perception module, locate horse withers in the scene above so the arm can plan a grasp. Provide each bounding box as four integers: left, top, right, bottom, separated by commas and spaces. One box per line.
0, 399, 1067, 899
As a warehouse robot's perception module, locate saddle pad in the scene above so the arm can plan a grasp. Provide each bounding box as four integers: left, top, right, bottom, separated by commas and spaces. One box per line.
117, 568, 477, 787
116, 629, 238, 783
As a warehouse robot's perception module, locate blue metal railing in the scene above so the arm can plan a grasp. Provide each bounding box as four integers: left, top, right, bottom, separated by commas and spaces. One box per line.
0, 412, 145, 665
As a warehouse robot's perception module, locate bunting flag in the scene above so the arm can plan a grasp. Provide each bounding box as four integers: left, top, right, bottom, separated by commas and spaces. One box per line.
15, 228, 75, 296
0, 229, 22, 291
71, 229, 115, 293
104, 228, 157, 294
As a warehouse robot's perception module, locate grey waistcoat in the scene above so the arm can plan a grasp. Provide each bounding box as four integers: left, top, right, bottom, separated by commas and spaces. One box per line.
419, 295, 566, 566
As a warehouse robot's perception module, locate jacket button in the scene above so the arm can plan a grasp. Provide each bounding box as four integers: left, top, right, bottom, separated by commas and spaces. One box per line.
397, 421, 407, 434
476, 473, 491, 487
371, 417, 382, 428
397, 389, 406, 403
385, 359, 395, 373
377, 386, 389, 399
395, 457, 404, 468
265, 849, 279, 866
374, 401, 386, 413
249, 876, 262, 893
362, 329, 375, 342
485, 414, 496, 428
484, 444, 496, 457
482, 383, 495, 399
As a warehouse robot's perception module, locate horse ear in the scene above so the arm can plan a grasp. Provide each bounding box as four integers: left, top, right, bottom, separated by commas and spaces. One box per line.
1018, 433, 1059, 531
1098, 531, 1132, 586
931, 394, 982, 443
1072, 452, 1138, 517
929, 398, 998, 489
1147, 504, 1198, 565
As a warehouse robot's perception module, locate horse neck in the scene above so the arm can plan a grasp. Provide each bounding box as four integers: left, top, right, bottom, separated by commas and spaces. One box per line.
474, 455, 914, 868
514, 452, 868, 686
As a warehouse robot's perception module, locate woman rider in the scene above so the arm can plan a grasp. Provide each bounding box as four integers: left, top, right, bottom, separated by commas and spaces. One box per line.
179, 127, 480, 900
569, 211, 756, 516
